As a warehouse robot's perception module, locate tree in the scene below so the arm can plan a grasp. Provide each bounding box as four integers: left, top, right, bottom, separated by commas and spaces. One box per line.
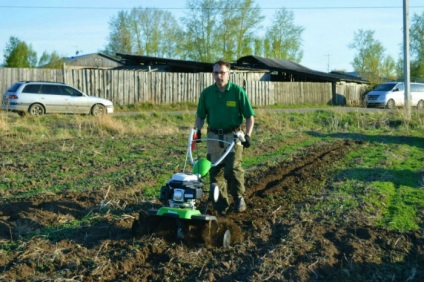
105, 2, 306, 64
181, 0, 265, 62
3, 36, 37, 67
105, 8, 183, 58
130, 8, 183, 57
38, 51, 66, 68
219, 0, 264, 61
160, 16, 185, 59
263, 8, 304, 62
349, 29, 396, 85
410, 11, 424, 81
181, 0, 221, 62
105, 11, 133, 55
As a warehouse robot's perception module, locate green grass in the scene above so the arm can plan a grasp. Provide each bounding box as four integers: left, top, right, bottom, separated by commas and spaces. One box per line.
116, 102, 335, 112
117, 102, 198, 112
1, 108, 423, 232
323, 139, 424, 231
243, 135, 325, 167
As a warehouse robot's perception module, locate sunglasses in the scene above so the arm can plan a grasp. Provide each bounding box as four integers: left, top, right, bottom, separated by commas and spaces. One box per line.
212, 71, 228, 75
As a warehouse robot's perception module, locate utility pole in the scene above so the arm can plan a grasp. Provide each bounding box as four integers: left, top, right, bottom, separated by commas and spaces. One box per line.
403, 0, 411, 120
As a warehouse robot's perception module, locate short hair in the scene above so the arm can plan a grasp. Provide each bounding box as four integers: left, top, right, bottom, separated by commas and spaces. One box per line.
213, 59, 231, 70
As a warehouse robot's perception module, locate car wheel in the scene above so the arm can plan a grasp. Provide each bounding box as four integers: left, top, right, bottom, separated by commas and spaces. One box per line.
386, 99, 395, 109
417, 100, 424, 110
29, 103, 45, 116
91, 104, 106, 116
18, 111, 26, 117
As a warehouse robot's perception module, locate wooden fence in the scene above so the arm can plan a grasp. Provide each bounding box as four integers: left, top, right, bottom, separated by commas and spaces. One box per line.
0, 68, 368, 107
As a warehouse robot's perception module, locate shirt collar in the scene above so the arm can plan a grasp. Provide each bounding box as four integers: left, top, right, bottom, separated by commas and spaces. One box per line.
215, 81, 232, 92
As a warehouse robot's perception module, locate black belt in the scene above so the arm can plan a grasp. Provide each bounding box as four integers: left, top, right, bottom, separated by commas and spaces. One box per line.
208, 127, 240, 134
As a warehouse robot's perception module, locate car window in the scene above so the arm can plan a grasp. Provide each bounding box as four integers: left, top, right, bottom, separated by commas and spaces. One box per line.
41, 85, 62, 95
22, 84, 42, 94
374, 83, 396, 91
7, 82, 23, 93
411, 84, 424, 92
396, 83, 404, 91
62, 86, 83, 96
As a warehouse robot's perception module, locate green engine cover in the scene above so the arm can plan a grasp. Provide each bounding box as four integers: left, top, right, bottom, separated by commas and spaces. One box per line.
156, 207, 202, 219
192, 158, 212, 177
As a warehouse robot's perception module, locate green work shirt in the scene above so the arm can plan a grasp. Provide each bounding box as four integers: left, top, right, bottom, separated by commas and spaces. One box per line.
196, 81, 255, 129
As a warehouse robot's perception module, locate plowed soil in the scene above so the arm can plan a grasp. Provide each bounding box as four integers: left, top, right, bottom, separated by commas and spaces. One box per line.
1, 138, 423, 281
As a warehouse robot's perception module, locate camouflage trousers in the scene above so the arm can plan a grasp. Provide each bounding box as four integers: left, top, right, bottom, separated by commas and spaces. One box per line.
206, 131, 245, 213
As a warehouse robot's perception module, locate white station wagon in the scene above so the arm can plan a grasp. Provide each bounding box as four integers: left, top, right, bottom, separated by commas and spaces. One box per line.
1, 81, 114, 116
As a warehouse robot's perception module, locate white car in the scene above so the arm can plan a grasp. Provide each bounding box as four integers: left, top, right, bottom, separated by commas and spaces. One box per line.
365, 82, 424, 109
1, 81, 114, 116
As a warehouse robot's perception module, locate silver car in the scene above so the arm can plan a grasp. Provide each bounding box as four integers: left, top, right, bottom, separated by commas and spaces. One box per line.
365, 82, 424, 109
1, 81, 114, 116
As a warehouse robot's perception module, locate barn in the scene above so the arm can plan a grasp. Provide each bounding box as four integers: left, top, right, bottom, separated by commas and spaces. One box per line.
64, 53, 123, 69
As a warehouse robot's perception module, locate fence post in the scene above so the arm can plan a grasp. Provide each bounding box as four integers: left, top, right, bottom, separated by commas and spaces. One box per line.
62, 63, 66, 84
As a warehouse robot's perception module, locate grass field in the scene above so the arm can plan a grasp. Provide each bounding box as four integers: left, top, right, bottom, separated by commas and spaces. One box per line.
0, 106, 423, 281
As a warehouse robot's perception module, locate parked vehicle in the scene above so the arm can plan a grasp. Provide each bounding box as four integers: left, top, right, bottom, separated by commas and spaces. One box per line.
365, 82, 424, 109
1, 81, 114, 116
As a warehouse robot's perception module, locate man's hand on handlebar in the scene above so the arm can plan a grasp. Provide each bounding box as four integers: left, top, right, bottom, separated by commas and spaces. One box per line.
242, 135, 251, 148
195, 129, 202, 143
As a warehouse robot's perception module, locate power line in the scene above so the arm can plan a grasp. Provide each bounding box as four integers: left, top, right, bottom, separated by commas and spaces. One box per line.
0, 5, 423, 10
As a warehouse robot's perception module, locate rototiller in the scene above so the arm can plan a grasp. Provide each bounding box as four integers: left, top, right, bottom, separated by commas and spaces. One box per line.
132, 128, 245, 247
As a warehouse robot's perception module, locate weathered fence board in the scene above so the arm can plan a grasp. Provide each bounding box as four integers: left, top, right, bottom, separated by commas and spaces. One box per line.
0, 68, 367, 106
336, 83, 369, 106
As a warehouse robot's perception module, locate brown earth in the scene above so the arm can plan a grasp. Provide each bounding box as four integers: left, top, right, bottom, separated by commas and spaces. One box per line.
0, 139, 423, 281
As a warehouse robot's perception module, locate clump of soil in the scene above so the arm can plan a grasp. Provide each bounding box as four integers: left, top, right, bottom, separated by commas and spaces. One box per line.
0, 139, 423, 281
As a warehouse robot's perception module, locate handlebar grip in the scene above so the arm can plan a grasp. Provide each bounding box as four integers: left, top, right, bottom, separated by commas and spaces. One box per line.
236, 132, 245, 143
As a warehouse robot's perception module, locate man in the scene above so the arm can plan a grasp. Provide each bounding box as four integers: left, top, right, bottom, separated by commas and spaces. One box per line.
194, 59, 255, 215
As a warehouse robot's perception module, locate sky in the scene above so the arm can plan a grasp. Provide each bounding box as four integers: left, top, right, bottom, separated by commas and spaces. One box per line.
0, 0, 423, 72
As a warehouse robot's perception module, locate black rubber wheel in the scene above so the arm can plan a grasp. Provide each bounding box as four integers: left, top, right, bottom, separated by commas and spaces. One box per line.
91, 104, 106, 116
29, 103, 45, 116
386, 99, 395, 109
417, 100, 424, 110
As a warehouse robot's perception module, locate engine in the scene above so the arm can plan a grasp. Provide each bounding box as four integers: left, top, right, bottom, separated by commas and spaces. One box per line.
159, 173, 204, 209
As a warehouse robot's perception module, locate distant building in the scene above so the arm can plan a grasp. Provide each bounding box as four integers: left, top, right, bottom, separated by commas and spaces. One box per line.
237, 55, 367, 84
115, 53, 263, 73
116, 53, 367, 85
64, 53, 123, 69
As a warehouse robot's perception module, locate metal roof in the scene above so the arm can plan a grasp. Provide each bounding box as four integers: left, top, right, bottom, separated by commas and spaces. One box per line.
115, 53, 367, 83
237, 55, 368, 83
117, 53, 213, 72
66, 53, 122, 65
116, 53, 265, 72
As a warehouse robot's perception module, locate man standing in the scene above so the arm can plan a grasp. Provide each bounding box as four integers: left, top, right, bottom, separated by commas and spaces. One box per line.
195, 60, 255, 215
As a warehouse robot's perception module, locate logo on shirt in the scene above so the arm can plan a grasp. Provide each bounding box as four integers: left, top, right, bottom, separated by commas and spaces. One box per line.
226, 101, 236, 107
